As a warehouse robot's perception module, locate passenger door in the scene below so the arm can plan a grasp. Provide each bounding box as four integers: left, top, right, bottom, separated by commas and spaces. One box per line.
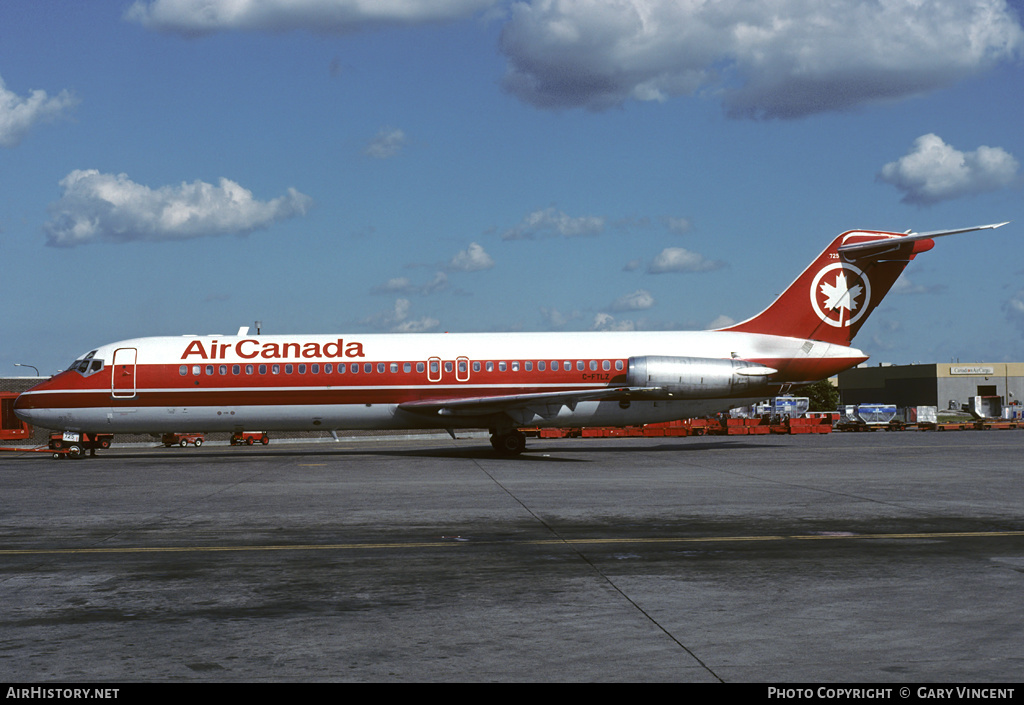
111, 347, 137, 399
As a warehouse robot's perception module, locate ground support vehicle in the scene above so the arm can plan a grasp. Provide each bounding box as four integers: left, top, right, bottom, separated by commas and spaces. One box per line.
48, 432, 113, 458
231, 431, 269, 446
161, 432, 205, 447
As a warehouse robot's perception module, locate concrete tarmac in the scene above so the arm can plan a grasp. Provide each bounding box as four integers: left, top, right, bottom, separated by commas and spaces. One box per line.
1, 431, 1022, 682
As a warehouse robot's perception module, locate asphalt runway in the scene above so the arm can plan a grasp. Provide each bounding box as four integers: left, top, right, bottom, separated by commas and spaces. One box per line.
1, 431, 1022, 683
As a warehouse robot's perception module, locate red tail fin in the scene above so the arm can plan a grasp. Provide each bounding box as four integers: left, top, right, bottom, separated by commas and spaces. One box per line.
718, 224, 1007, 345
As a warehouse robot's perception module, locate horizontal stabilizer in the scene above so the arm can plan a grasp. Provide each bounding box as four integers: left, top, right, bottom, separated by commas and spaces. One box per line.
837, 222, 1008, 255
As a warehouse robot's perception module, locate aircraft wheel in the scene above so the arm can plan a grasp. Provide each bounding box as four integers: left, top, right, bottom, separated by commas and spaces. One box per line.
66, 444, 84, 459
490, 431, 526, 456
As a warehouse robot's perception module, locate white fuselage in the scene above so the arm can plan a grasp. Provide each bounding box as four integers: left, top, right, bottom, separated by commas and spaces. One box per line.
15, 329, 865, 435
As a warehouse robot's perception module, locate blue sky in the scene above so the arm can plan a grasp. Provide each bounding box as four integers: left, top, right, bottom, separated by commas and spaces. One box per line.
2, 0, 1023, 375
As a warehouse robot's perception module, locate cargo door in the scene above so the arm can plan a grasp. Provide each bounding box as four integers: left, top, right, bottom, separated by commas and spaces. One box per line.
111, 347, 137, 399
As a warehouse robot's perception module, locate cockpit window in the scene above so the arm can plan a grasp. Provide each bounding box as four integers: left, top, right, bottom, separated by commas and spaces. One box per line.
68, 350, 104, 377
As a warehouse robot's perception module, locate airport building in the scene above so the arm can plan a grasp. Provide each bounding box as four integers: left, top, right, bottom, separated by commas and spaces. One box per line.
837, 362, 1024, 411
1, 377, 40, 442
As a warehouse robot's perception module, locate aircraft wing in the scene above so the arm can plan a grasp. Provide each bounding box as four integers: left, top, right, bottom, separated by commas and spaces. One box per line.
398, 387, 647, 425
837, 222, 1008, 256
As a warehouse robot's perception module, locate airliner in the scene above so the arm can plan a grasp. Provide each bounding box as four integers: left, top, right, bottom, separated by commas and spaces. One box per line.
15, 222, 1006, 455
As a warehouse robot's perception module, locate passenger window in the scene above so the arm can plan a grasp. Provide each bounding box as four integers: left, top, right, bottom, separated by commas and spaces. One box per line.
444, 361, 453, 373
615, 360, 624, 371
312, 364, 320, 374
538, 361, 546, 371
430, 361, 439, 374
298, 364, 306, 374
338, 363, 346, 373
576, 361, 584, 371
590, 360, 598, 371
378, 363, 385, 374
351, 364, 358, 374
286, 364, 293, 374
602, 360, 610, 371
192, 366, 201, 376
472, 361, 480, 372
486, 361, 494, 372
499, 361, 507, 372
179, 365, 188, 376
232, 365, 240, 375
364, 363, 372, 373
325, 364, 333, 374
511, 361, 519, 372
271, 364, 280, 374
550, 361, 558, 371
259, 364, 267, 374
416, 362, 424, 373
219, 365, 227, 375
205, 365, 214, 375
245, 364, 254, 375
525, 361, 532, 371
403, 363, 411, 373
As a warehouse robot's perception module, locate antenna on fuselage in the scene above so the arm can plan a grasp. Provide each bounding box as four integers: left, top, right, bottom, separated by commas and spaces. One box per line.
255, 320, 262, 335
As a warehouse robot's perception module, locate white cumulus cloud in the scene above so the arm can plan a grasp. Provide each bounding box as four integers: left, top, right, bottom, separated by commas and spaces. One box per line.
44, 170, 312, 247
592, 312, 636, 331
501, 206, 604, 240
499, 0, 1024, 117
0, 74, 78, 148
610, 289, 654, 312
878, 134, 1019, 205
365, 127, 407, 159
448, 242, 495, 271
125, 0, 498, 35
363, 298, 440, 333
648, 247, 724, 274
126, 1, 1022, 118
372, 271, 449, 295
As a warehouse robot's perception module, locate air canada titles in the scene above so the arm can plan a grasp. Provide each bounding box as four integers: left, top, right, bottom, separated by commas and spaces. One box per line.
181, 338, 366, 361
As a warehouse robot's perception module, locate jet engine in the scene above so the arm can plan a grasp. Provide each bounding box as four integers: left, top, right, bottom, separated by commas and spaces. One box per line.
626, 356, 778, 399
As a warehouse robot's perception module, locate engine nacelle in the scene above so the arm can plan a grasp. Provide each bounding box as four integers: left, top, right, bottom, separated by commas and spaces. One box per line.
626, 356, 778, 399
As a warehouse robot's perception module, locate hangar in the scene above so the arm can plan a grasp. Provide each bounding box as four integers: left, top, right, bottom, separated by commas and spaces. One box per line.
837, 362, 1024, 411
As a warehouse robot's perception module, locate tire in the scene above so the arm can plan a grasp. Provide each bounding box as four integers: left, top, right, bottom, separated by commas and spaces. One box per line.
194, 438, 203, 447
180, 439, 188, 447
490, 431, 526, 456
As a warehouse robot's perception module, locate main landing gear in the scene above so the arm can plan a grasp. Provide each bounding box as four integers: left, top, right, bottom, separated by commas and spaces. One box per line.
489, 429, 526, 456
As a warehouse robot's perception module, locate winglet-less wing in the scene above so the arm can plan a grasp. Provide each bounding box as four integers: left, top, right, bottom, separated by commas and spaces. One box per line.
398, 386, 648, 425
837, 222, 1009, 255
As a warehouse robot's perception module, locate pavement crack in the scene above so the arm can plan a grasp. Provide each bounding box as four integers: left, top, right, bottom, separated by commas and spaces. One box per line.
472, 459, 724, 683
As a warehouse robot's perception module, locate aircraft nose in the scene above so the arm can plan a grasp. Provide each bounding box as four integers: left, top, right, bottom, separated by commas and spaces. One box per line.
13, 392, 37, 424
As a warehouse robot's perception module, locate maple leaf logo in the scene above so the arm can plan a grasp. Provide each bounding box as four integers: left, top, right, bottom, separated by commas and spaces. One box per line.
820, 271, 863, 313
810, 263, 871, 328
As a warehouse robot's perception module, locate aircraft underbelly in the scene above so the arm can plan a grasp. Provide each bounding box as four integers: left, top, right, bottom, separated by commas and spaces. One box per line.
35, 398, 760, 434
